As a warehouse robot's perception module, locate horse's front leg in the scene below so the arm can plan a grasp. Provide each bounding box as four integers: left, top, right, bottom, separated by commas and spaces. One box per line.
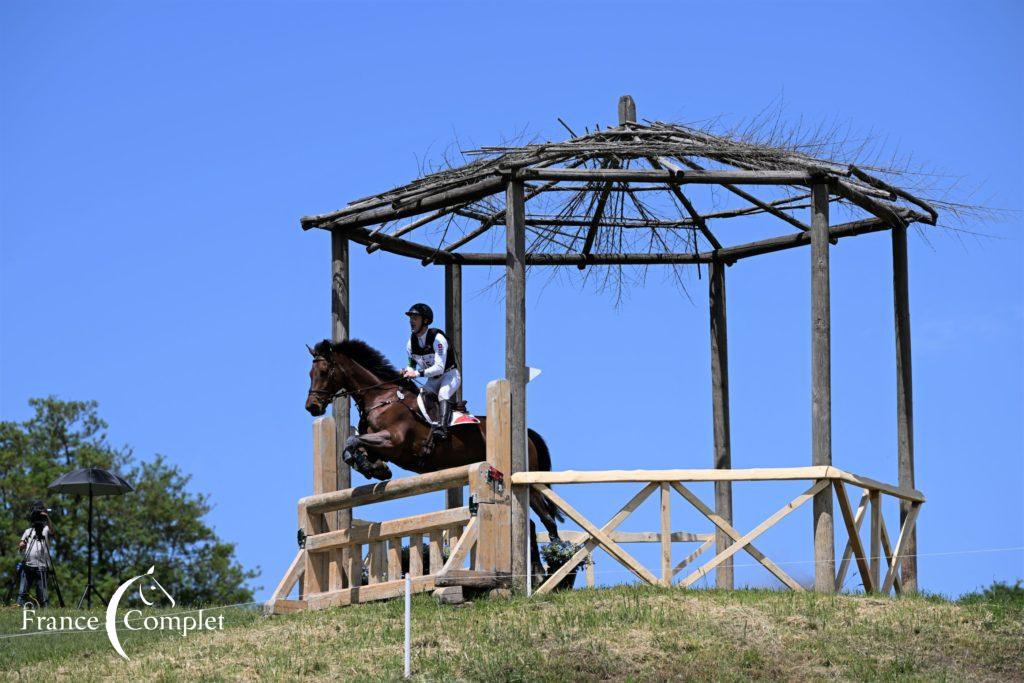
343, 432, 396, 481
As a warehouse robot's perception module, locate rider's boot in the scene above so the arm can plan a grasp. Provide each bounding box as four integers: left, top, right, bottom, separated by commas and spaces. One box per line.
435, 399, 453, 441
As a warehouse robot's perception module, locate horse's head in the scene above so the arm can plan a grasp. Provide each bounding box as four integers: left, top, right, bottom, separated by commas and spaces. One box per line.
305, 340, 343, 416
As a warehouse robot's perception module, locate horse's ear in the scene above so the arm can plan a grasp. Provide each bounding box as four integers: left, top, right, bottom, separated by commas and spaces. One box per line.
306, 344, 316, 357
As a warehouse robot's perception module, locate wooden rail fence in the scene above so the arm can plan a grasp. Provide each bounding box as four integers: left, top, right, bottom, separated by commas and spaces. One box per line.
519, 467, 923, 594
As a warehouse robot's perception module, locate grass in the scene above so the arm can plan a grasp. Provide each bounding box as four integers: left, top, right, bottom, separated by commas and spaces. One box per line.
2, 586, 1022, 681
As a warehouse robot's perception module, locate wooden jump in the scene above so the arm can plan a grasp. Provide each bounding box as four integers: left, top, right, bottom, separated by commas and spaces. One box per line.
266, 381, 515, 614
269, 379, 923, 613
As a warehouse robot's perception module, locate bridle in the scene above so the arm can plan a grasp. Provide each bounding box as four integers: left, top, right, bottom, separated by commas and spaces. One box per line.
307, 356, 414, 416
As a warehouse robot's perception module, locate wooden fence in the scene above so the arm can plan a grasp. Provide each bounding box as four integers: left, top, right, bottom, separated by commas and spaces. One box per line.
266, 412, 512, 614
519, 467, 923, 595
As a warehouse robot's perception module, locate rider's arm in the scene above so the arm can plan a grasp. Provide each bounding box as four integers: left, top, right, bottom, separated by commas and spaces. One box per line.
421, 333, 448, 378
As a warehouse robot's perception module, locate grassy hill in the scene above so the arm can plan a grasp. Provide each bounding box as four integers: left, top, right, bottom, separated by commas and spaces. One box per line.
3, 586, 1022, 681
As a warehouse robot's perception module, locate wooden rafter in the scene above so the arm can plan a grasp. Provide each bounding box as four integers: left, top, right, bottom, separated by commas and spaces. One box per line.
675, 157, 811, 232
578, 159, 620, 268
646, 156, 722, 250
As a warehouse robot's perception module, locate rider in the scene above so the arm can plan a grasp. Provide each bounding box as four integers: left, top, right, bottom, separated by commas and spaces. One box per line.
400, 303, 460, 440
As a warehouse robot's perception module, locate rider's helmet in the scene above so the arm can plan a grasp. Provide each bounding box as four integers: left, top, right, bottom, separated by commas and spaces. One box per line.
405, 303, 433, 326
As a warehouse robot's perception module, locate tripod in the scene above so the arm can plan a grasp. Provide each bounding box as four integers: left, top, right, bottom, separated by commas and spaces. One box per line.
3, 529, 65, 608
76, 492, 107, 609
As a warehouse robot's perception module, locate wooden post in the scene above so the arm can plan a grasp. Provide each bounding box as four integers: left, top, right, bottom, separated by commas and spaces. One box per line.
505, 177, 529, 589
445, 264, 464, 511
708, 259, 734, 589
331, 230, 353, 586
811, 182, 836, 593
869, 491, 882, 592
660, 483, 671, 585
891, 223, 918, 592
618, 95, 636, 125
479, 380, 513, 575
313, 417, 343, 590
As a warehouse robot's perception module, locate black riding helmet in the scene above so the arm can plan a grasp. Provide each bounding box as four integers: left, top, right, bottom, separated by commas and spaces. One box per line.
405, 303, 433, 326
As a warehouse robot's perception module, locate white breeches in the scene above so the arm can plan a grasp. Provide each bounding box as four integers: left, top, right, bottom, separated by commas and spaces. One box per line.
423, 369, 461, 400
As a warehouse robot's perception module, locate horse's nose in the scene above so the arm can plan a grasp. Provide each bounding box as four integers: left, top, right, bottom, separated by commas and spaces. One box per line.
305, 397, 319, 415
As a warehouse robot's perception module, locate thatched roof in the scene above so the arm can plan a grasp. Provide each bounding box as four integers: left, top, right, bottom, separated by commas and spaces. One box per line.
301, 98, 943, 268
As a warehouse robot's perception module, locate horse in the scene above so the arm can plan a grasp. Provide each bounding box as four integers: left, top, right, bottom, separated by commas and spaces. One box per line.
304, 338, 564, 580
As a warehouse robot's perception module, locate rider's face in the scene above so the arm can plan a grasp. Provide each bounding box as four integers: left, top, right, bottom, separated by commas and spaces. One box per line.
408, 314, 423, 333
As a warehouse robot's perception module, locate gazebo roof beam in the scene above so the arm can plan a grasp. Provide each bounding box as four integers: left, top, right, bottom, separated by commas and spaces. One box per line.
520, 167, 814, 185
675, 157, 812, 232
421, 156, 590, 264
448, 213, 922, 267
365, 202, 472, 254
645, 157, 722, 250
577, 159, 620, 268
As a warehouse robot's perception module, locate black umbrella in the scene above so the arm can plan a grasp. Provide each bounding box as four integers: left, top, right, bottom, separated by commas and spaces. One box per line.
49, 467, 133, 609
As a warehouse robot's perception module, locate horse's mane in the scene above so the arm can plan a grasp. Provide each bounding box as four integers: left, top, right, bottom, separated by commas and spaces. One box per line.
314, 338, 419, 392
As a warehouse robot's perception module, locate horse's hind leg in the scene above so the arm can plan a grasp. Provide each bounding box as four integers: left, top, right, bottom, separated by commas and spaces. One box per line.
530, 520, 546, 585
529, 488, 560, 541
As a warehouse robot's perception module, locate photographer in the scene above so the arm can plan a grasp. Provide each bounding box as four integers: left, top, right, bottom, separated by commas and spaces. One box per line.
17, 503, 56, 608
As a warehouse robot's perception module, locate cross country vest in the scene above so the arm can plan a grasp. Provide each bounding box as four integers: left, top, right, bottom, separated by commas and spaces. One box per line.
409, 328, 458, 372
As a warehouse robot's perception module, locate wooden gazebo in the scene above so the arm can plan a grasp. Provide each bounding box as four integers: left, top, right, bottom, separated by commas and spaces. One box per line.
301, 96, 934, 593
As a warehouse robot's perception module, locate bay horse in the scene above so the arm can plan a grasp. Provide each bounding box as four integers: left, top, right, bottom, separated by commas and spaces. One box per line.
304, 339, 563, 578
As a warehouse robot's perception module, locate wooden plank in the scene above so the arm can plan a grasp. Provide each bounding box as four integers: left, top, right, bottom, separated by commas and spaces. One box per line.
672, 538, 715, 577
870, 491, 882, 592
878, 509, 904, 595
270, 550, 305, 602
709, 259, 733, 589
670, 482, 804, 591
512, 466, 831, 484
439, 516, 479, 575
811, 181, 836, 594
408, 535, 423, 578
586, 554, 595, 587
306, 575, 437, 611
388, 539, 402, 582
892, 222, 918, 591
301, 503, 326, 597
505, 178, 528, 591
305, 507, 472, 551
538, 531, 712, 544
829, 469, 925, 503
520, 168, 814, 185
535, 484, 661, 586
486, 380, 512, 476
269, 599, 307, 615
835, 489, 869, 590
833, 481, 874, 593
660, 483, 672, 585
347, 544, 362, 588
368, 542, 383, 584
301, 465, 472, 514
434, 569, 511, 589
679, 480, 828, 588
882, 503, 921, 594
475, 503, 511, 573
429, 531, 443, 575
535, 483, 659, 595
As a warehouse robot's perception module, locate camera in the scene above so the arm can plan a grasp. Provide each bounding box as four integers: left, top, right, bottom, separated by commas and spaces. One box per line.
28, 501, 51, 525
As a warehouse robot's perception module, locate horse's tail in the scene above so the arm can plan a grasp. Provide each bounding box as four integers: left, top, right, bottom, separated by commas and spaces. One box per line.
528, 428, 565, 524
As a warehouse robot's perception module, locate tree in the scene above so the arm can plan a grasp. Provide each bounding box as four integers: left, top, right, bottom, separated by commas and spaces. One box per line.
1, 397, 259, 606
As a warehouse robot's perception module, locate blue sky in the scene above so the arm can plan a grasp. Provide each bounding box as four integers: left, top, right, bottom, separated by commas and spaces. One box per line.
2, 1, 1021, 600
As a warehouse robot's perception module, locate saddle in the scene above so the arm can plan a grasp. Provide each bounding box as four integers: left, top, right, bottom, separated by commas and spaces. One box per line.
415, 392, 480, 427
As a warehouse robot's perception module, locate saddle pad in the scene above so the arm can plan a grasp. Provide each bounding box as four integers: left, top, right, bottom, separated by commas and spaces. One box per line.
416, 394, 480, 426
